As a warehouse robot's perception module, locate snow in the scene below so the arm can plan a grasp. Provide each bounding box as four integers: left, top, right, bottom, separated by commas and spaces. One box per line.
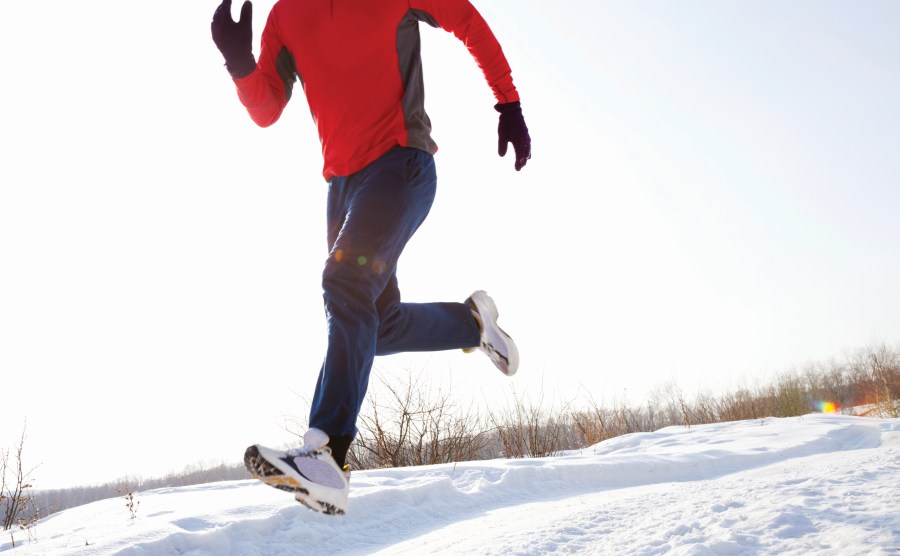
3, 414, 897, 555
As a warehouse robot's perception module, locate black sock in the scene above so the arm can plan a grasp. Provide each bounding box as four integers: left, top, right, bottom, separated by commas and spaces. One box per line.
328, 435, 353, 468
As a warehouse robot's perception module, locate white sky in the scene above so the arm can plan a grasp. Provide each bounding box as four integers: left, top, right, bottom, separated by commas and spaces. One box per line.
2, 0, 899, 488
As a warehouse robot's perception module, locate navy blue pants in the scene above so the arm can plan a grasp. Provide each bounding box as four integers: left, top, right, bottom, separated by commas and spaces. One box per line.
308, 147, 482, 437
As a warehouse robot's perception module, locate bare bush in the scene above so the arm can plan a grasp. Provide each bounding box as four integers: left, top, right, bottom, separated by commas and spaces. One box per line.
2, 422, 40, 548
803, 359, 855, 411
349, 371, 491, 469
855, 343, 900, 417
573, 390, 685, 448
117, 488, 139, 520
490, 389, 573, 458
772, 370, 809, 417
713, 386, 763, 422
571, 403, 611, 447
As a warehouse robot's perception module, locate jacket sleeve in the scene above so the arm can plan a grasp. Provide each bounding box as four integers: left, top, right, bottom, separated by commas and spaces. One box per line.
409, 0, 520, 104
231, 6, 296, 128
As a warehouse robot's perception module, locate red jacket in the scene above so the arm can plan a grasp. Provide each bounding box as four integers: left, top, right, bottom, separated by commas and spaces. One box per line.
232, 0, 520, 180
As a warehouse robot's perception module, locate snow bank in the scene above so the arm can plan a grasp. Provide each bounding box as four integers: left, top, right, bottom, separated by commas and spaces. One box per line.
3, 414, 897, 555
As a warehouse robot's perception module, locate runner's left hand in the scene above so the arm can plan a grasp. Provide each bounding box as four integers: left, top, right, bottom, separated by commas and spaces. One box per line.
211, 0, 256, 78
496, 101, 531, 171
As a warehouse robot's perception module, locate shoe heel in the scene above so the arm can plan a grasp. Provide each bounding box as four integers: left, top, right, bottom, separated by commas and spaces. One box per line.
473, 290, 500, 320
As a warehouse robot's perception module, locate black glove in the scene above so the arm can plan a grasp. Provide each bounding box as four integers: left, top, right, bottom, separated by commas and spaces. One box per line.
211, 0, 256, 78
496, 101, 531, 171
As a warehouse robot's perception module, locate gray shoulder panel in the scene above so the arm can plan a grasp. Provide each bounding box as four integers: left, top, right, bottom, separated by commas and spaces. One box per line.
409, 9, 440, 29
275, 46, 299, 102
396, 11, 437, 154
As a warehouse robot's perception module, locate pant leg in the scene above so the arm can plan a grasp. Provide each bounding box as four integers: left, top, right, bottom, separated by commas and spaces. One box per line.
375, 272, 480, 355
310, 148, 477, 437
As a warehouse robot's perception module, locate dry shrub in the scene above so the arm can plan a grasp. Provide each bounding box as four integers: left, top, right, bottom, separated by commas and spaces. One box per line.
490, 389, 573, 458
349, 370, 490, 469
2, 422, 40, 547
850, 343, 900, 417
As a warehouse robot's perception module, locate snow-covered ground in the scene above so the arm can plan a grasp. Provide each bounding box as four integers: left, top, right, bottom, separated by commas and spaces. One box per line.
3, 414, 897, 555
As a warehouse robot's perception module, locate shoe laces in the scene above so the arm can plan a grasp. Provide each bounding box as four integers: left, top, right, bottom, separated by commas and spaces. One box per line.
287, 444, 331, 458
287, 428, 331, 457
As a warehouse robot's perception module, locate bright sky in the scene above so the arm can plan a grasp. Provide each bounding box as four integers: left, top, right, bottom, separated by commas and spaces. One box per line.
2, 1, 899, 488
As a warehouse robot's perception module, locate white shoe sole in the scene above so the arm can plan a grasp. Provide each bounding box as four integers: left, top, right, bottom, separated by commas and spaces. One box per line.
244, 444, 349, 515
